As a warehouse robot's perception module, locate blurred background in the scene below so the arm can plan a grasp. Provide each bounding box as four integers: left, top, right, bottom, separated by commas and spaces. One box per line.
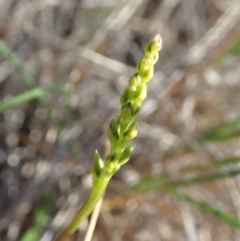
1, 0, 240, 241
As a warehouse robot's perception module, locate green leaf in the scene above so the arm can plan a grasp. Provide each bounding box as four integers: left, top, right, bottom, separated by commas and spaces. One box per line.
132, 169, 240, 192
0, 87, 45, 113
170, 189, 240, 228
199, 118, 240, 142
0, 39, 36, 88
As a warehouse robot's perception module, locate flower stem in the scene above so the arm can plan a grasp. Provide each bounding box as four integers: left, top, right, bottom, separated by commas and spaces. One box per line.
55, 173, 112, 241
55, 34, 162, 241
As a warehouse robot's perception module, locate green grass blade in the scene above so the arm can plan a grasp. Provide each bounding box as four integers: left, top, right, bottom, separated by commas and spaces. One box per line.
132, 168, 240, 191
0, 87, 45, 113
199, 118, 240, 142
178, 156, 240, 174
0, 39, 36, 88
20, 208, 47, 241
20, 192, 55, 241
167, 170, 240, 188
132, 174, 169, 192
169, 189, 240, 228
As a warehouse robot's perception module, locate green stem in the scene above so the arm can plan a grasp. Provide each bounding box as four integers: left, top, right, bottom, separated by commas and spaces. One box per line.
55, 174, 112, 241
55, 34, 162, 241
0, 87, 45, 113
0, 39, 36, 88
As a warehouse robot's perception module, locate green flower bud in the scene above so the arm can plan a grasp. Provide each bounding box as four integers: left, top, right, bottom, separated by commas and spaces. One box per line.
119, 102, 133, 133
134, 84, 147, 102
107, 118, 120, 145
145, 34, 162, 55
129, 74, 141, 89
105, 153, 116, 162
118, 145, 134, 165
123, 120, 138, 142
120, 89, 129, 106
136, 54, 153, 76
119, 116, 134, 135
144, 34, 161, 65
120, 104, 132, 119
128, 87, 137, 100
128, 75, 142, 100
104, 153, 120, 174
153, 34, 162, 48
151, 52, 159, 64
92, 150, 104, 178
140, 66, 154, 84
129, 101, 141, 116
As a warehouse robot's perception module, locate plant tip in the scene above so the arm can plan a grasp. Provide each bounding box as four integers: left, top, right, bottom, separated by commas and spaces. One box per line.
154, 34, 162, 49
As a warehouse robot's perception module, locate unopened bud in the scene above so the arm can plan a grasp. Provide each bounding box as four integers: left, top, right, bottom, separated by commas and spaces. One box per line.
140, 67, 154, 84
129, 74, 141, 89
92, 150, 104, 178
121, 105, 132, 119
136, 54, 153, 76
107, 119, 120, 144
129, 101, 141, 116
145, 34, 162, 54
123, 121, 138, 141
118, 145, 134, 165
120, 90, 129, 106
135, 84, 147, 102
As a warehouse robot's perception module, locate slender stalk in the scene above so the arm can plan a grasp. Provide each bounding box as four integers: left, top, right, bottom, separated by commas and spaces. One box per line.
169, 188, 240, 228
55, 35, 162, 241
133, 169, 240, 192
56, 174, 111, 241
0, 87, 45, 113
0, 38, 66, 133
0, 39, 36, 88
